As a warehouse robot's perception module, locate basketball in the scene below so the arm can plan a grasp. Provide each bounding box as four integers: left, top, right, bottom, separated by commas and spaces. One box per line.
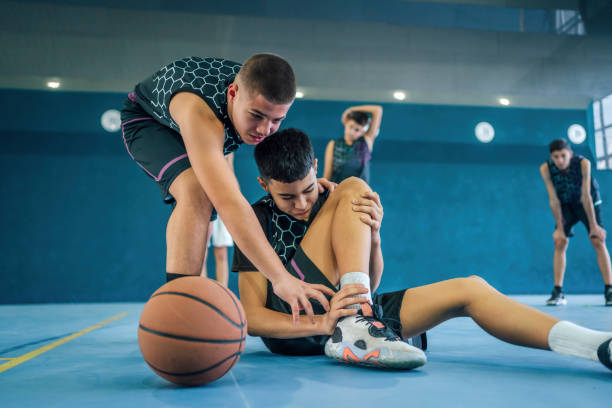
138, 276, 247, 386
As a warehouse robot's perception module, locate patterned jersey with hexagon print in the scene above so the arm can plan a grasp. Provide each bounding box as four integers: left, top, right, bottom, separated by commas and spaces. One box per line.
231, 191, 330, 270
133, 56, 243, 155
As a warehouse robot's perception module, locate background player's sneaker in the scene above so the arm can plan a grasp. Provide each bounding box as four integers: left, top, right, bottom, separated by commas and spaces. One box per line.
324, 303, 426, 369
597, 338, 612, 370
605, 287, 612, 306
546, 287, 567, 306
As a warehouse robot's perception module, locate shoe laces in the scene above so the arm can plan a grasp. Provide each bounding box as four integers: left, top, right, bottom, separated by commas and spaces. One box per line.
356, 303, 400, 341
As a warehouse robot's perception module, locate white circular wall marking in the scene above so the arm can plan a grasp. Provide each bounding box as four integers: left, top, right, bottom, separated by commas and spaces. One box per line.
101, 109, 121, 132
475, 122, 495, 143
567, 124, 586, 144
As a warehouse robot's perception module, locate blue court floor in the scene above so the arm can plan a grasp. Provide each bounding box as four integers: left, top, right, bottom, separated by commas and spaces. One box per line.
1, 295, 610, 408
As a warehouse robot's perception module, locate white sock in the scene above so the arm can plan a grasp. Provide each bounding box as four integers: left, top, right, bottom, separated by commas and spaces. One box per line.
548, 321, 612, 361
340, 272, 372, 310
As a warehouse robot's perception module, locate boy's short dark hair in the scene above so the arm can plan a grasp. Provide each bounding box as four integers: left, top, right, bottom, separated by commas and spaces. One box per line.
254, 128, 314, 183
238, 53, 296, 104
549, 138, 571, 153
347, 111, 370, 127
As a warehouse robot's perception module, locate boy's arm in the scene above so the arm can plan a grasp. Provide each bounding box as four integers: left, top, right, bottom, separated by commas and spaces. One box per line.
323, 140, 334, 180
539, 163, 565, 239
342, 105, 383, 151
353, 191, 384, 292
169, 92, 333, 322
369, 240, 383, 293
579, 159, 605, 239
239, 271, 367, 338
226, 152, 235, 172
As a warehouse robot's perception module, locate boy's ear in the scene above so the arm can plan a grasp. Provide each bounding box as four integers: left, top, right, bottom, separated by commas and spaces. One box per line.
257, 176, 268, 192
227, 82, 238, 103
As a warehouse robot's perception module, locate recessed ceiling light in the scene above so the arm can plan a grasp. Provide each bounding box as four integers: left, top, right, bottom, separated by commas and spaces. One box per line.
295, 91, 304, 99
393, 91, 406, 101
499, 97, 510, 106
47, 81, 60, 89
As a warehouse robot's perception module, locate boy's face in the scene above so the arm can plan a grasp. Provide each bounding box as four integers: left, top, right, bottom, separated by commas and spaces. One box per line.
227, 82, 292, 145
344, 119, 366, 142
550, 148, 573, 170
258, 163, 319, 221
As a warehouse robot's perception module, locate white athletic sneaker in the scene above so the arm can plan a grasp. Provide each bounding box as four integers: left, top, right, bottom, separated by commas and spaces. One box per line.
597, 339, 612, 371
324, 303, 426, 369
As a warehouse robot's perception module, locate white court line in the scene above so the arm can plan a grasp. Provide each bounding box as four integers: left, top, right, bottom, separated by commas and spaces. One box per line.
230, 371, 252, 408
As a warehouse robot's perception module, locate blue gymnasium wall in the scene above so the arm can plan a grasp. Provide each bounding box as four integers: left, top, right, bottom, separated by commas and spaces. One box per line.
1, 89, 609, 304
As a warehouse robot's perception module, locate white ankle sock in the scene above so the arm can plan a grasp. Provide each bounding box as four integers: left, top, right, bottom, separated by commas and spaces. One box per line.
340, 272, 372, 310
548, 321, 612, 361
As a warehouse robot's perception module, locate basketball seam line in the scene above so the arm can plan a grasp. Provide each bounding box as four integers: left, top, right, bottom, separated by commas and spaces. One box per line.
139, 324, 246, 343
211, 280, 247, 339
146, 352, 242, 376
211, 281, 246, 376
150, 291, 246, 328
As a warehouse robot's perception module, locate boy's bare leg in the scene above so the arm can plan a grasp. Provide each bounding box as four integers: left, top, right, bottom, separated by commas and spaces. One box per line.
200, 221, 214, 277
166, 169, 214, 279
590, 236, 612, 285
300, 177, 372, 285
399, 276, 558, 349
213, 246, 229, 286
399, 276, 612, 368
553, 237, 568, 286
300, 178, 426, 368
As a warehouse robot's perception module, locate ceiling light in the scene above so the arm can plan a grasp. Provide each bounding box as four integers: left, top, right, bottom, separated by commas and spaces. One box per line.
393, 91, 406, 101
499, 98, 510, 106
295, 91, 304, 99
47, 81, 60, 89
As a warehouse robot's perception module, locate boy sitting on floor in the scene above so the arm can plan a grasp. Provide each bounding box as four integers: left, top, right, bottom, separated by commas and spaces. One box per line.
232, 128, 612, 371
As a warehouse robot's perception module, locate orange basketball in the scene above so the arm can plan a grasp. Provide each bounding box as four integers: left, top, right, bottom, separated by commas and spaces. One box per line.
138, 276, 247, 386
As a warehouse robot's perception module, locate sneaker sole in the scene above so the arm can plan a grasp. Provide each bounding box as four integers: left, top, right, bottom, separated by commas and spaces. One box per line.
546, 299, 567, 306
325, 342, 426, 370
597, 339, 612, 370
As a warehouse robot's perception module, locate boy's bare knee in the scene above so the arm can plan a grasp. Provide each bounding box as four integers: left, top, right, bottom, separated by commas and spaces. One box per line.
460, 275, 493, 294
336, 177, 371, 198
554, 238, 568, 250
590, 236, 605, 249
169, 170, 212, 214
466, 275, 487, 284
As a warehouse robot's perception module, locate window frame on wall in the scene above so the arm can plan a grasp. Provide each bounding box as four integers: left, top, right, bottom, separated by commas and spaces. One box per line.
593, 94, 612, 170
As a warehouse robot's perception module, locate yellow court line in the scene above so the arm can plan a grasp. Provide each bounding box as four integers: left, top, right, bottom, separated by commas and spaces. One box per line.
0, 358, 15, 360
0, 312, 128, 374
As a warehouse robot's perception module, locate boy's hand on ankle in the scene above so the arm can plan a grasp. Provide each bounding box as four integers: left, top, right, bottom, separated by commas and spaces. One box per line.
272, 275, 335, 325
317, 178, 337, 193
352, 191, 384, 242
321, 284, 369, 335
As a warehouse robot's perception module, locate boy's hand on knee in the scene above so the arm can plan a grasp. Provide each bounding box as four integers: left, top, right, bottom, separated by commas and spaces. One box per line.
590, 225, 606, 241
317, 178, 337, 193
321, 284, 369, 335
352, 191, 384, 240
272, 275, 335, 325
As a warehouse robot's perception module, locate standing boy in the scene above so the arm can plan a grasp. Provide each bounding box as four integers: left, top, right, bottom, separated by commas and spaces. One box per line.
121, 55, 332, 320
540, 138, 611, 306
